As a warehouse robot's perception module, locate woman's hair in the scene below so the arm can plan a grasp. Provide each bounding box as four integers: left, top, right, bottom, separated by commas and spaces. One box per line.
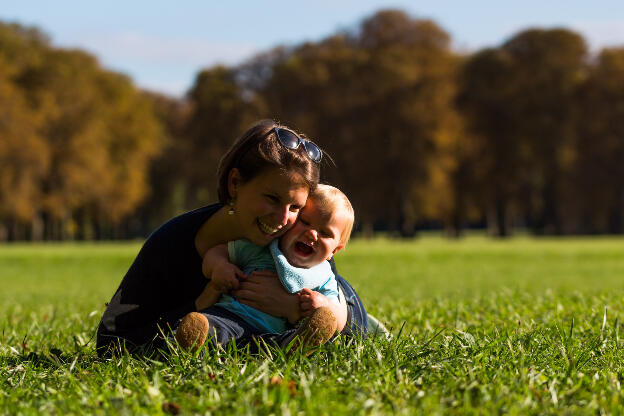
217, 119, 321, 202
310, 184, 355, 247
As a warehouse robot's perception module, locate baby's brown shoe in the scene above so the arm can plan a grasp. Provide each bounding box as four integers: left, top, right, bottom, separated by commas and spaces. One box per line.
175, 312, 209, 352
281, 306, 338, 355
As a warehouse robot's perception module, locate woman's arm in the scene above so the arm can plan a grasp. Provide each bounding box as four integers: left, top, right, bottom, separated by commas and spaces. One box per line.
232, 271, 301, 324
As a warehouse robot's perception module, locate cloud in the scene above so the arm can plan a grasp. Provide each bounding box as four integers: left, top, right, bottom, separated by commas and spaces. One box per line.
55, 31, 260, 97
76, 31, 259, 67
137, 78, 194, 98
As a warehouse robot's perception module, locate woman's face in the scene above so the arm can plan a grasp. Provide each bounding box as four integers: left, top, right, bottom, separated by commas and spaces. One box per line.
229, 168, 309, 246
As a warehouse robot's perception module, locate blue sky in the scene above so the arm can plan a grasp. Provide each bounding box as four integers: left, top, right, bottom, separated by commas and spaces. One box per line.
3, 1, 623, 97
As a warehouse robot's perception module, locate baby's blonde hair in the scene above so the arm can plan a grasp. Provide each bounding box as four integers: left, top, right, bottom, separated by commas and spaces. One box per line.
309, 184, 354, 248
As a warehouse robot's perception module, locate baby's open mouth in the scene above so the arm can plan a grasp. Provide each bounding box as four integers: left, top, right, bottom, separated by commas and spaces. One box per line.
294, 241, 313, 256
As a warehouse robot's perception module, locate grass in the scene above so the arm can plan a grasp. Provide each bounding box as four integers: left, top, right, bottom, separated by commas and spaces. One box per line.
1, 236, 624, 414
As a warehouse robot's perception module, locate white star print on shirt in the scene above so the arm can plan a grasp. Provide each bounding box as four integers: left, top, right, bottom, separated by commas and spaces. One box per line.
101, 290, 139, 332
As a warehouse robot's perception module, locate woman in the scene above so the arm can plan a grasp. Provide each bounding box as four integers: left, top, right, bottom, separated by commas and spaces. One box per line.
96, 119, 368, 357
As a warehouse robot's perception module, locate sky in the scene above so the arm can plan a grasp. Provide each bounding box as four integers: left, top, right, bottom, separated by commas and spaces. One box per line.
3, 1, 624, 97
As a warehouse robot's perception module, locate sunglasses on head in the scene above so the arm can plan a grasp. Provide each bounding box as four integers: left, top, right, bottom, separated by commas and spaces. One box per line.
274, 127, 322, 163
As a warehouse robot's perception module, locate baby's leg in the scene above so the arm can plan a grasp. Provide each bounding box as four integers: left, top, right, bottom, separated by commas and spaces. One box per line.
177, 307, 337, 356
299, 288, 347, 332
175, 306, 257, 351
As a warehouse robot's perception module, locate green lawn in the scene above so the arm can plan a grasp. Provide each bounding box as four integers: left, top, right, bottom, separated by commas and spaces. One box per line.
1, 237, 624, 414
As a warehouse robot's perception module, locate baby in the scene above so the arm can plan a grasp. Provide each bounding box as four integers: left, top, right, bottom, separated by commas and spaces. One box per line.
176, 184, 354, 351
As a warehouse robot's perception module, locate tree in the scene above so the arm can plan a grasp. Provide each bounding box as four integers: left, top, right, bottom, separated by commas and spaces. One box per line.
0, 22, 165, 240
183, 66, 261, 209
0, 58, 49, 240
501, 29, 587, 234
92, 71, 165, 232
0, 22, 51, 240
575, 48, 624, 233
18, 49, 163, 238
133, 92, 191, 234
257, 10, 459, 236
457, 29, 588, 236
457, 48, 523, 236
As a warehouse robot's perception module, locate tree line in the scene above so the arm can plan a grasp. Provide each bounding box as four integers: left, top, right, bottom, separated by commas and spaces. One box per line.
1, 10, 623, 241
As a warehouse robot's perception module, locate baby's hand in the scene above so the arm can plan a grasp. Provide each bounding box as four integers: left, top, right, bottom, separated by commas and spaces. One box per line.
298, 288, 330, 317
210, 261, 245, 294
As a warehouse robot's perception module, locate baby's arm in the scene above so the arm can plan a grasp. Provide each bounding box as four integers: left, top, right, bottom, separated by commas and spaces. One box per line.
195, 244, 245, 310
203, 244, 246, 292
298, 288, 347, 332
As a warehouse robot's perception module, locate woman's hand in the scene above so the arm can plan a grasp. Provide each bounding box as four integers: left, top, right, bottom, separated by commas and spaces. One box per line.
232, 271, 301, 324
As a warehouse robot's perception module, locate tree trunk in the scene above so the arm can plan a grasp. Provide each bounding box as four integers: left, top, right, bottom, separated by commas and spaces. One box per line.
488, 196, 509, 237
607, 183, 624, 234
0, 223, 7, 241
10, 220, 26, 241
449, 179, 465, 238
31, 214, 44, 241
361, 221, 374, 239
541, 175, 562, 235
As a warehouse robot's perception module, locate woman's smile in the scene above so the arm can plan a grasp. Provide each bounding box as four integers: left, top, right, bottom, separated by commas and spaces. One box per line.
257, 218, 284, 236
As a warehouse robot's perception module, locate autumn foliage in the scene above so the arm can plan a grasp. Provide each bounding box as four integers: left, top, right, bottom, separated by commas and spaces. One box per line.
1, 10, 624, 240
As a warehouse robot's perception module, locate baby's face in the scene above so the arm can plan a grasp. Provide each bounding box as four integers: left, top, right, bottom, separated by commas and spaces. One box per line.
279, 199, 345, 268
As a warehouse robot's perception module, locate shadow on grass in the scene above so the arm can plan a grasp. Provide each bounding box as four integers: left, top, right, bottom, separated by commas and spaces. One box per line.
2, 347, 92, 370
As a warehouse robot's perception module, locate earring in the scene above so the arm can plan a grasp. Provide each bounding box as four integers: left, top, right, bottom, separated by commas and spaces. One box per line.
228, 200, 235, 215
